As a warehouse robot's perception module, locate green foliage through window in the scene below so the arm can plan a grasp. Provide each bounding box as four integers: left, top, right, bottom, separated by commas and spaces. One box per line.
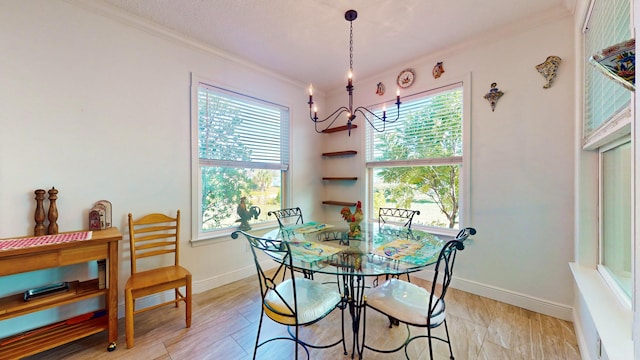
367, 84, 463, 229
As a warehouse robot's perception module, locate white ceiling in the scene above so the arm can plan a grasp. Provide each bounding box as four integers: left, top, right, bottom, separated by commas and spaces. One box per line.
100, 0, 573, 91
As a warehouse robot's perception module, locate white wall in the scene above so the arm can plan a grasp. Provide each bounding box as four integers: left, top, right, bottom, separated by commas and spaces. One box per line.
0, 0, 578, 339
321, 8, 577, 318
0, 0, 322, 336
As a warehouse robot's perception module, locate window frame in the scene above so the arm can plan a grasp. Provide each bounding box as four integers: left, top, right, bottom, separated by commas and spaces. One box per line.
365, 75, 471, 237
190, 74, 290, 243
581, 0, 634, 307
597, 135, 632, 308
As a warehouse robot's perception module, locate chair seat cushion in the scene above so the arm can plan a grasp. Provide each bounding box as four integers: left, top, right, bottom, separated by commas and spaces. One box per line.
365, 278, 445, 327
264, 278, 342, 325
125, 265, 191, 292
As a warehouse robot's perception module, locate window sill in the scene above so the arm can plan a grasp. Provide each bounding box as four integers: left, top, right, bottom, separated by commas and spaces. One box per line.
190, 223, 280, 247
569, 262, 632, 360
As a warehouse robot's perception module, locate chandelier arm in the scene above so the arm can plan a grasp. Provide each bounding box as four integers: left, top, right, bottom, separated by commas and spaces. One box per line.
353, 105, 401, 133
309, 106, 350, 123
312, 108, 350, 133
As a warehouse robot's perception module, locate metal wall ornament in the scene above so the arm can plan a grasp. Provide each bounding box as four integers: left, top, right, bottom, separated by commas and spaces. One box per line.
432, 62, 445, 79
484, 82, 504, 112
376, 82, 385, 96
535, 55, 562, 89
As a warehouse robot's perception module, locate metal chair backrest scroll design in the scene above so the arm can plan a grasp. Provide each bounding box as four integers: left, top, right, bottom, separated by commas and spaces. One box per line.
378, 207, 421, 229
268, 207, 304, 228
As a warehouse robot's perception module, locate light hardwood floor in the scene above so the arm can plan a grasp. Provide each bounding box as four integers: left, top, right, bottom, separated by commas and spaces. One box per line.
26, 274, 581, 360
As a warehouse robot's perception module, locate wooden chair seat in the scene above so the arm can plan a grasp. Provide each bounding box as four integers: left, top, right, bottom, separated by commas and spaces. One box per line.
126, 265, 191, 298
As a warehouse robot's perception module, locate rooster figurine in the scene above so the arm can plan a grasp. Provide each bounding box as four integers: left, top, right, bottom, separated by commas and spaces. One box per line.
236, 196, 261, 231
340, 201, 364, 237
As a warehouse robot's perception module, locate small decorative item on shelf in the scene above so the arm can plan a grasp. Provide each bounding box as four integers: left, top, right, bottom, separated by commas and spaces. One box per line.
340, 200, 363, 237
535, 55, 562, 89
236, 196, 261, 231
483, 82, 504, 112
89, 200, 112, 230
34, 189, 47, 236
589, 38, 635, 92
47, 187, 59, 235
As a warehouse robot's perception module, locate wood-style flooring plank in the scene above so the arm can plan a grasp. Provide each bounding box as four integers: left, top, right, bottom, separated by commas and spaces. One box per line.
23, 274, 580, 360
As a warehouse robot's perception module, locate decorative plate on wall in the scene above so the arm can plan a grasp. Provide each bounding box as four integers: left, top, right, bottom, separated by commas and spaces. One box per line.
589, 38, 635, 91
397, 68, 415, 88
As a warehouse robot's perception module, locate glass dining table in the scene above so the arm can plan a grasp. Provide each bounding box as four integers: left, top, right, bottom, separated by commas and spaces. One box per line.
262, 221, 455, 358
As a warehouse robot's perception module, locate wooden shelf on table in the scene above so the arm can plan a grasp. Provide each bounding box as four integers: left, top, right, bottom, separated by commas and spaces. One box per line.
321, 125, 357, 133
322, 201, 357, 207
0, 315, 108, 359
322, 177, 358, 181
322, 150, 357, 157
0, 279, 103, 321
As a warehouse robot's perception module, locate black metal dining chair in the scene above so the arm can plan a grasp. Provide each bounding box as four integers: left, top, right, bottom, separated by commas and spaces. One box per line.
361, 227, 476, 360
268, 207, 316, 279
231, 230, 346, 359
268, 207, 304, 228
378, 207, 421, 229
377, 207, 421, 285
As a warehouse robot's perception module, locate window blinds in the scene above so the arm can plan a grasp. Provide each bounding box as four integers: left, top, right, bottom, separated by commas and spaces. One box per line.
584, 0, 632, 137
366, 83, 463, 163
198, 84, 289, 170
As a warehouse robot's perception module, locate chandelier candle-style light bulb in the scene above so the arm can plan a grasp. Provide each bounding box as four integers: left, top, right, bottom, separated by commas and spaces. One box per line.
307, 9, 402, 136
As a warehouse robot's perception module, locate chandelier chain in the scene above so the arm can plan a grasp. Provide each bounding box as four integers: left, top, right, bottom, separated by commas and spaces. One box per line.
349, 21, 353, 72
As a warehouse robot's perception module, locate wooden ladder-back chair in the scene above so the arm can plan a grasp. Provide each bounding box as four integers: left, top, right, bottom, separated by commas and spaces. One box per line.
125, 210, 192, 348
362, 227, 476, 360
231, 230, 346, 359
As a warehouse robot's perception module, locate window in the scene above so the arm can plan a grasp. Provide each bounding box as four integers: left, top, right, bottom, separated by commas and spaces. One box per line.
583, 0, 631, 139
582, 0, 633, 304
599, 138, 631, 301
191, 79, 289, 240
366, 82, 466, 232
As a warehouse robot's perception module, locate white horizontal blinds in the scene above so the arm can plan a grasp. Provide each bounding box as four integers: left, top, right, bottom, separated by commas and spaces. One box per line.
584, 0, 631, 137
198, 83, 289, 170
366, 83, 463, 163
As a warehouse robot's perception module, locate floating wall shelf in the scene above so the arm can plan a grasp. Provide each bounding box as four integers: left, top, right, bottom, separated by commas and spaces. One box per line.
322, 201, 357, 207
321, 124, 357, 133
323, 177, 358, 181
322, 150, 358, 157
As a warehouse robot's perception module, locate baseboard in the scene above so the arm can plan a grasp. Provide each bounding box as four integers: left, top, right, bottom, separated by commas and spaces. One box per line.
412, 271, 574, 321
192, 264, 258, 294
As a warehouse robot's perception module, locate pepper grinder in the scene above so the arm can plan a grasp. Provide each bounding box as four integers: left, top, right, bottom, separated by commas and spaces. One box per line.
34, 189, 46, 236
48, 187, 59, 235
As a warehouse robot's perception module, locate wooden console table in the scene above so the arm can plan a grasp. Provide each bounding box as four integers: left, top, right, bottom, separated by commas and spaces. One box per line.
0, 227, 122, 359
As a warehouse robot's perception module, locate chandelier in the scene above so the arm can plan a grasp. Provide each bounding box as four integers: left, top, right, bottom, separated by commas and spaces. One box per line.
307, 9, 401, 136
